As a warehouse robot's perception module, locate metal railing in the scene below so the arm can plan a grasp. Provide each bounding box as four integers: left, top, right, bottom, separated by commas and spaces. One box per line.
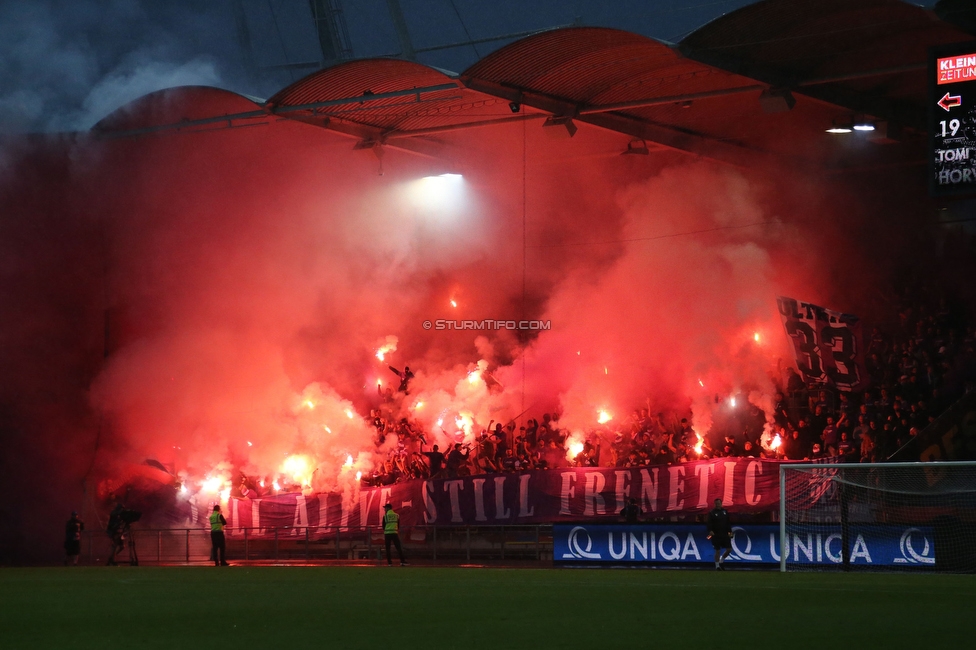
80, 525, 553, 565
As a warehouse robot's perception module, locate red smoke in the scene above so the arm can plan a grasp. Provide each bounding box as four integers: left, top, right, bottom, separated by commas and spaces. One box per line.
0, 110, 941, 562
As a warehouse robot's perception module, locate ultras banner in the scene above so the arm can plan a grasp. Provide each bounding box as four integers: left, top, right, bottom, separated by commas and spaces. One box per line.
777, 296, 868, 392
223, 458, 836, 530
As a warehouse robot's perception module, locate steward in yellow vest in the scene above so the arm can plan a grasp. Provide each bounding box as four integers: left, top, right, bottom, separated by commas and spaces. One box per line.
382, 503, 406, 566
210, 505, 229, 566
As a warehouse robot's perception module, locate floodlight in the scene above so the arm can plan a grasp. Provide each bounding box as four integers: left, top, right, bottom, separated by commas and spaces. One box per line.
406, 173, 466, 213
826, 118, 853, 134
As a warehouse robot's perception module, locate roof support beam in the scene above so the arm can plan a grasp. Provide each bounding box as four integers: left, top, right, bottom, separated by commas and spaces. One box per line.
676, 45, 927, 130
284, 113, 449, 159
266, 83, 460, 113
459, 75, 771, 167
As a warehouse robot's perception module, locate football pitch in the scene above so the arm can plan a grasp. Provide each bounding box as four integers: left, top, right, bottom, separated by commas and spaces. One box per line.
0, 566, 970, 648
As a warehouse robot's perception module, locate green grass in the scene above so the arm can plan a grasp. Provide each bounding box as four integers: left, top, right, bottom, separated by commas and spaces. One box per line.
0, 566, 971, 648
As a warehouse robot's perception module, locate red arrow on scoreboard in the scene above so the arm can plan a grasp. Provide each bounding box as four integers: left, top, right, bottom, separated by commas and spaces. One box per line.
938, 92, 962, 112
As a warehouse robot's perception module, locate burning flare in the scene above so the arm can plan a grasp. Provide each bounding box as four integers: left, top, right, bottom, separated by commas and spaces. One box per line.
566, 431, 586, 461
281, 454, 314, 486
375, 335, 398, 361
597, 409, 612, 424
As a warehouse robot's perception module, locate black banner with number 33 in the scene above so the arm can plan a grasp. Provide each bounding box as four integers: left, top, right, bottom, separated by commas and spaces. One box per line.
776, 297, 868, 392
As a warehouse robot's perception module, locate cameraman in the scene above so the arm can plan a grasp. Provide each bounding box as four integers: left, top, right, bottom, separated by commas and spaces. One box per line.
106, 504, 140, 566
106, 504, 125, 566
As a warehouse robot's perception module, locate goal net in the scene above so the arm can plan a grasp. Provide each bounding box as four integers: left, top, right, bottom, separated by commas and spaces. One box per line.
780, 462, 976, 572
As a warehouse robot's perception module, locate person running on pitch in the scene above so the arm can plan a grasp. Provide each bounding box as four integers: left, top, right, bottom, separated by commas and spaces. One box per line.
382, 503, 407, 566
707, 498, 734, 570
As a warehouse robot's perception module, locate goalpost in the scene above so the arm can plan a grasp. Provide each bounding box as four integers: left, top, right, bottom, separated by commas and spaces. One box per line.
779, 462, 976, 573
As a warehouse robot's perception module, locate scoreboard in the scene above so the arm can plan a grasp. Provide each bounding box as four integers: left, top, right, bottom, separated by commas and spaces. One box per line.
931, 41, 976, 197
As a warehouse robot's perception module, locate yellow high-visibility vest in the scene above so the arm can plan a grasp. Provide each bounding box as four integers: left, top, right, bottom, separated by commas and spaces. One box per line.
209, 511, 224, 532
383, 510, 399, 534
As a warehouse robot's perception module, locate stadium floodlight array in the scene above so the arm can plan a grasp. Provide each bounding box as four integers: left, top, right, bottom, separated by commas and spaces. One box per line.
779, 462, 976, 573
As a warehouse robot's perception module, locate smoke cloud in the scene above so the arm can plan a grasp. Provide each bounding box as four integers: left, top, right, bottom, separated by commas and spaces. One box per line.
0, 93, 943, 562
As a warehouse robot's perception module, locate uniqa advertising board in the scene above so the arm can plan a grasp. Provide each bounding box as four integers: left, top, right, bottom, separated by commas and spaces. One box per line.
553, 524, 935, 567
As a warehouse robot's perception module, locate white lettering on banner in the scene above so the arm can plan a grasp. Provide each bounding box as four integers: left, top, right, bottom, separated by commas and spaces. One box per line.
730, 526, 762, 561
584, 472, 607, 516
559, 472, 576, 516
472, 478, 487, 522
639, 468, 660, 512
824, 534, 843, 563
723, 461, 737, 505
340, 496, 350, 528
794, 534, 814, 562
230, 498, 239, 531
614, 470, 631, 514
360, 490, 376, 526
658, 531, 681, 560
667, 466, 686, 511
444, 480, 464, 523
518, 474, 535, 517
630, 532, 649, 560
681, 533, 701, 560
745, 461, 763, 505
251, 499, 262, 534
784, 533, 847, 564
769, 533, 780, 562
378, 488, 392, 525
317, 494, 329, 527
293, 495, 308, 533
851, 534, 873, 563
423, 481, 437, 524
695, 463, 714, 509
494, 476, 511, 519
609, 532, 627, 560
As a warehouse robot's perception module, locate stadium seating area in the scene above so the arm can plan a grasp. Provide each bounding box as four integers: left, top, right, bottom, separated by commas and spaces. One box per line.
356, 287, 976, 487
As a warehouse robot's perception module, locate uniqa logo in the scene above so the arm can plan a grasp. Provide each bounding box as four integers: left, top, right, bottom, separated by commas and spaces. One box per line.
561, 526, 602, 560
894, 528, 935, 565
729, 526, 762, 561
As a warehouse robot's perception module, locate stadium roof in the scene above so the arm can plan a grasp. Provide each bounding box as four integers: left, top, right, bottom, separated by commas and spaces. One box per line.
93, 0, 975, 171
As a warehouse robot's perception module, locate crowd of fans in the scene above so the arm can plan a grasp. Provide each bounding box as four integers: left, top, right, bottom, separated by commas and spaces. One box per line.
358, 299, 976, 487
